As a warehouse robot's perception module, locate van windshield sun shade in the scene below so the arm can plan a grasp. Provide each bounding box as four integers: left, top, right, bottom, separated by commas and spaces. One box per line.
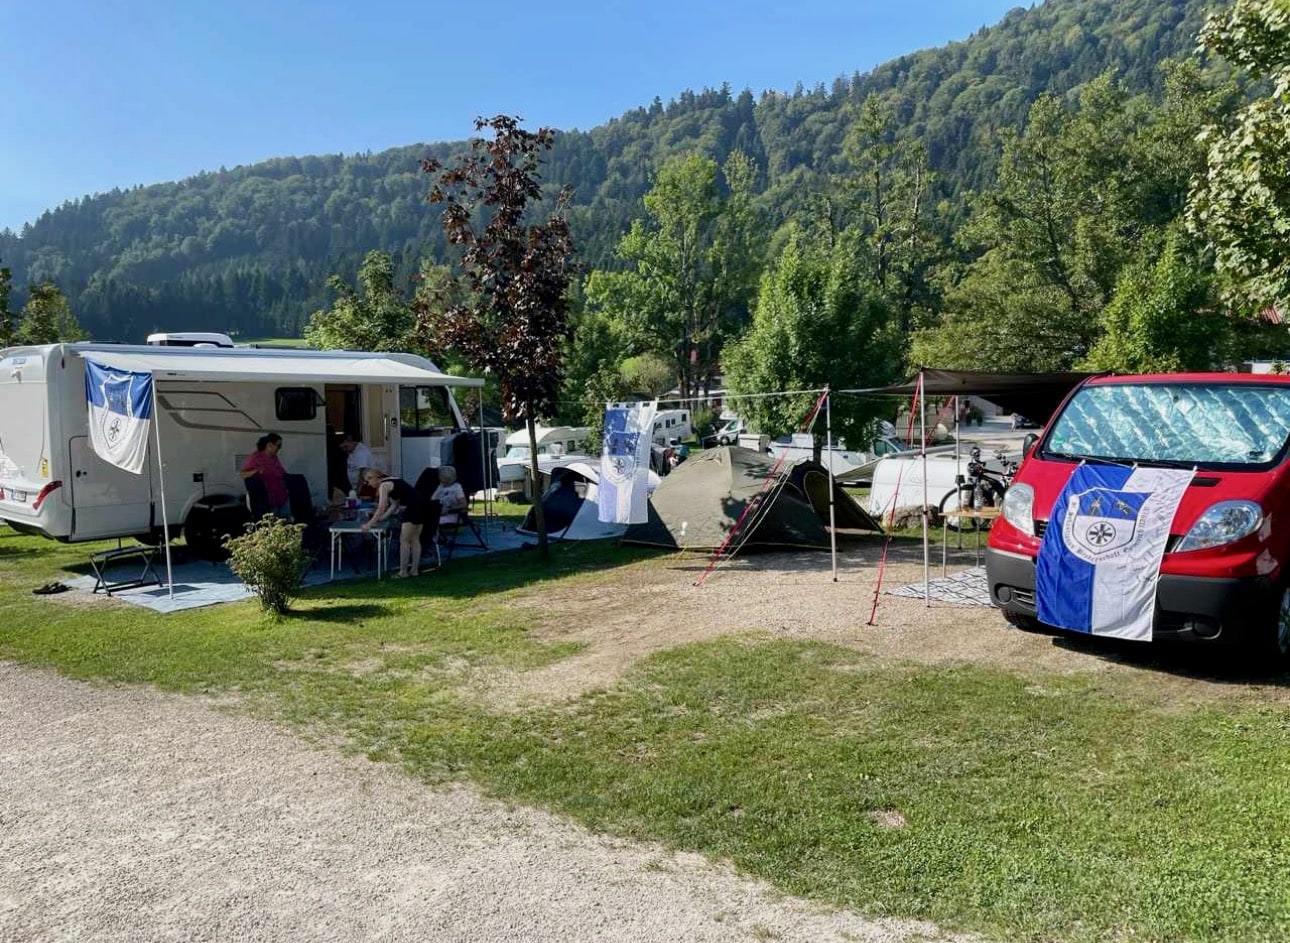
1045, 383, 1290, 467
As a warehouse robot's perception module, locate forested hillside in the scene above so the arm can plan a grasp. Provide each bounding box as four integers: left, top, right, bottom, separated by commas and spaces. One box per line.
0, 0, 1209, 343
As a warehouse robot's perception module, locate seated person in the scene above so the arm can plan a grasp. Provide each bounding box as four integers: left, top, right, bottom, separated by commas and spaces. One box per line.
240, 433, 291, 518
360, 468, 427, 578
431, 465, 468, 524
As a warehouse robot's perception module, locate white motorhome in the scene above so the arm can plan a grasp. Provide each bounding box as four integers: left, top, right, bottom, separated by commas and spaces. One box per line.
0, 342, 482, 552
650, 409, 692, 445
496, 425, 592, 495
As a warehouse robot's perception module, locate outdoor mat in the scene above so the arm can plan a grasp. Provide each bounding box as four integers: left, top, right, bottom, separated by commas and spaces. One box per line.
59, 521, 533, 614
887, 566, 992, 607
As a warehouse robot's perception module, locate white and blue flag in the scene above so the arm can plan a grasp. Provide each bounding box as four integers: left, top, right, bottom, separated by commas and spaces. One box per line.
1036, 464, 1192, 641
598, 400, 657, 525
85, 359, 154, 475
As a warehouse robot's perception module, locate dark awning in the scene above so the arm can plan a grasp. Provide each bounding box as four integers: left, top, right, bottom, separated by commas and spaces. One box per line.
861, 368, 1100, 424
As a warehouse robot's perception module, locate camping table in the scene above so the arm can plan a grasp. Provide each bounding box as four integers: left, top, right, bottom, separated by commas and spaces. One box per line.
329, 520, 392, 580
90, 543, 163, 596
941, 507, 1001, 574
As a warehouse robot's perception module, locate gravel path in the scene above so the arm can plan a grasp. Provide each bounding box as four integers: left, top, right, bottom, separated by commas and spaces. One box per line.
0, 662, 975, 943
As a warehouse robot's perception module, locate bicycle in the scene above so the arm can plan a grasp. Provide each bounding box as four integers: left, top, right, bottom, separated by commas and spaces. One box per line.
938, 447, 1019, 531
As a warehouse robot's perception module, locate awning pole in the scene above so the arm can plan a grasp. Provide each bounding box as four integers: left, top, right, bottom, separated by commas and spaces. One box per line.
477, 389, 492, 530
152, 407, 174, 598
826, 387, 837, 582
920, 372, 929, 606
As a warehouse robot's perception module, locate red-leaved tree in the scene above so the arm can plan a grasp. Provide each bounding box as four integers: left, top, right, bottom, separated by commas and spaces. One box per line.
422, 116, 575, 556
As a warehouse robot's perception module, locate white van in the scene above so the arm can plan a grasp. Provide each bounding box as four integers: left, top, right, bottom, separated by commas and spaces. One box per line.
0, 343, 482, 552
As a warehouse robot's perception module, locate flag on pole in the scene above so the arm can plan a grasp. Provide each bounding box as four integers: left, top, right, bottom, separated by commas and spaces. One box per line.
1036, 463, 1191, 641
598, 400, 657, 524
85, 359, 154, 475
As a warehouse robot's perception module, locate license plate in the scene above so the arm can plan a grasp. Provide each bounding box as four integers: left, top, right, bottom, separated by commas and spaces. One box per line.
12, 490, 27, 502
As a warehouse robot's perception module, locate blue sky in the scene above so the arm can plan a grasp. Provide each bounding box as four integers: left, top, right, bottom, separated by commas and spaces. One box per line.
2, 0, 1022, 232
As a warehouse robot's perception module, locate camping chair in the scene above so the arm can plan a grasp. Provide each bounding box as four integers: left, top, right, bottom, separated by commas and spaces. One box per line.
411, 469, 443, 570
412, 466, 483, 561
440, 505, 487, 560
243, 476, 272, 521
285, 473, 330, 565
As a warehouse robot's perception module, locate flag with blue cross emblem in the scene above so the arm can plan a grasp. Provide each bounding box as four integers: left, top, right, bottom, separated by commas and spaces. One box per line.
1036, 463, 1191, 641
85, 359, 154, 475
598, 400, 657, 524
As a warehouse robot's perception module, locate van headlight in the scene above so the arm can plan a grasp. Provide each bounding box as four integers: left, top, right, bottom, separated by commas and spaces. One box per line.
1174, 501, 1264, 553
1001, 483, 1034, 536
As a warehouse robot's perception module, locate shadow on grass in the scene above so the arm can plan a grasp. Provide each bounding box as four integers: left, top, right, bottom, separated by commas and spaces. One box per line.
411, 541, 665, 600
1039, 629, 1290, 686
286, 602, 392, 623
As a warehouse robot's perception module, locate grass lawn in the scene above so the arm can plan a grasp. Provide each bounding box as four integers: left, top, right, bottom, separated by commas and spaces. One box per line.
2, 526, 1289, 942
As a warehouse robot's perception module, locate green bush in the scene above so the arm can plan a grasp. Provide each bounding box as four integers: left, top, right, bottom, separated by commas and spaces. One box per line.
691, 406, 717, 442
224, 516, 309, 615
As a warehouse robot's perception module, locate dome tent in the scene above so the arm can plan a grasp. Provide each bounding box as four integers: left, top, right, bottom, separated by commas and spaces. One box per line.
622, 446, 832, 551
516, 462, 628, 541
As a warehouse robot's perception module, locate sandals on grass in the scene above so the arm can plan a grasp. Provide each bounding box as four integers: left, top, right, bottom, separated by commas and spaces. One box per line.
32, 581, 70, 596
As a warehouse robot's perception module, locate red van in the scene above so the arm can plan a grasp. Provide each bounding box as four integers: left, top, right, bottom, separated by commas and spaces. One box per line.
986, 372, 1290, 656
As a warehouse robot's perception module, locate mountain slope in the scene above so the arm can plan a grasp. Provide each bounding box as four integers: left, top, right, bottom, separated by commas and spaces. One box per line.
0, 0, 1211, 342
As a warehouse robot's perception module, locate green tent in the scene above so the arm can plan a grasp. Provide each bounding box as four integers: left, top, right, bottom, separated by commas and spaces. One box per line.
623, 446, 833, 551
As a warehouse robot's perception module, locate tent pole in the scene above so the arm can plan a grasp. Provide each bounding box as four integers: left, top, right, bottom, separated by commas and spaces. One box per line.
152, 405, 174, 598
826, 388, 837, 582
921, 372, 929, 606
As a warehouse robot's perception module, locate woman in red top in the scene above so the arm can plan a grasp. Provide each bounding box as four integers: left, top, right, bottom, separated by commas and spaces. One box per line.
240, 433, 292, 518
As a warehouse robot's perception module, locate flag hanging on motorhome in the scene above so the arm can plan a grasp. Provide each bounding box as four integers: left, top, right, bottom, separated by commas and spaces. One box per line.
598, 400, 657, 524
85, 359, 154, 475
1035, 463, 1192, 641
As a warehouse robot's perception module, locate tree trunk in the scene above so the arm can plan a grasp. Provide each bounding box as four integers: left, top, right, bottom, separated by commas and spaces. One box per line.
525, 413, 549, 560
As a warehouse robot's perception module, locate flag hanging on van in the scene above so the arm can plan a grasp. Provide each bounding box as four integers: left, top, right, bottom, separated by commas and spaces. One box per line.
85, 360, 154, 475
598, 400, 658, 524
1035, 463, 1192, 641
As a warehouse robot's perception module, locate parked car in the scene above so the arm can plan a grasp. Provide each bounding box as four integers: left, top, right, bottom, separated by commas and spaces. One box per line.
987, 372, 1290, 657
708, 418, 744, 446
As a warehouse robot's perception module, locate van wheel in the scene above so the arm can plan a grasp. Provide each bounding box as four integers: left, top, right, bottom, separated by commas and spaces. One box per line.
1003, 610, 1043, 633
184, 510, 236, 561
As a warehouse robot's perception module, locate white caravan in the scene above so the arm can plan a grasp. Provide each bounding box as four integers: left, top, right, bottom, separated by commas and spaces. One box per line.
0, 343, 482, 551
496, 425, 593, 495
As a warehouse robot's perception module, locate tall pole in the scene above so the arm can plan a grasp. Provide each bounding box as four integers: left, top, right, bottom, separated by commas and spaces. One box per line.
825, 387, 837, 582
476, 388, 492, 529
152, 402, 174, 598
920, 372, 929, 606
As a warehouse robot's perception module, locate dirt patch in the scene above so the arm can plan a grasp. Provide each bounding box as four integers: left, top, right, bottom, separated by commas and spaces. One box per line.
465, 540, 1290, 708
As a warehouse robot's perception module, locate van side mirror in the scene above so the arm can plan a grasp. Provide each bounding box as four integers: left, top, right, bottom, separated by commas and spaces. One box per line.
1022, 433, 1039, 455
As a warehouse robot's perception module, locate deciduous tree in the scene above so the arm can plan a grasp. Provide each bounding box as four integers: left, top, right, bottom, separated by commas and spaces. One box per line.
723, 233, 900, 450
423, 116, 576, 557
304, 250, 413, 352
0, 262, 13, 348
583, 152, 763, 402
1187, 0, 1290, 312
18, 281, 85, 344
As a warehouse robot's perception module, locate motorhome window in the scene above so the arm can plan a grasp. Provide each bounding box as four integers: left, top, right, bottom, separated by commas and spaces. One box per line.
275, 387, 320, 422
399, 385, 455, 436
1045, 383, 1290, 469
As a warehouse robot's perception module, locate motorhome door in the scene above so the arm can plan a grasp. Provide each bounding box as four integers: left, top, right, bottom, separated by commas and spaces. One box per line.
68, 435, 153, 539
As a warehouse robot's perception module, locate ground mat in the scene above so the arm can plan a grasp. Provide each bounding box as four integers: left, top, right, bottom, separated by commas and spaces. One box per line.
887, 566, 991, 607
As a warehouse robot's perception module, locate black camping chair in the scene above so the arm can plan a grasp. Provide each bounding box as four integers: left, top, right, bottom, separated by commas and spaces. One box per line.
412, 469, 444, 569
244, 475, 272, 521
284, 473, 330, 562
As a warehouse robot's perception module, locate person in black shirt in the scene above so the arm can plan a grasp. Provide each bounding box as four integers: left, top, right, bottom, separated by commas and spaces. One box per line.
360, 468, 427, 577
